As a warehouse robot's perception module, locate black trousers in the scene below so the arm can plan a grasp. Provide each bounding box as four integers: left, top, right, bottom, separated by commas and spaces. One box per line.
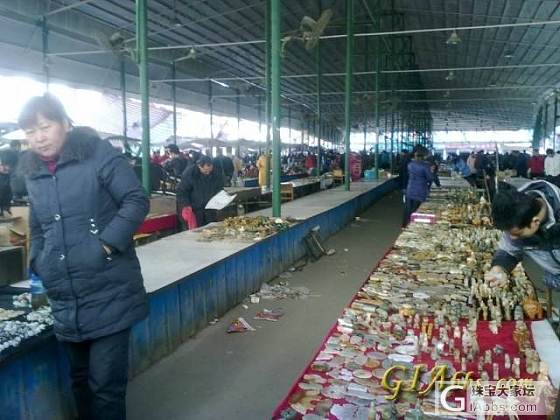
464, 174, 477, 187
62, 328, 131, 420
403, 198, 422, 227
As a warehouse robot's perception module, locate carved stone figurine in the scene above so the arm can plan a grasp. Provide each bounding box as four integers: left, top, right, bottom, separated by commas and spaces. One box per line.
522, 296, 543, 320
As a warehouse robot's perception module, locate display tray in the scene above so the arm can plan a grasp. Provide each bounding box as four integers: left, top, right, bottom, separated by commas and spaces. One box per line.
0, 286, 54, 365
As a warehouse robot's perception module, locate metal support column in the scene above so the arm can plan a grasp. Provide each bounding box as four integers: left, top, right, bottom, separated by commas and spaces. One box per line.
136, 0, 151, 194
41, 17, 50, 89
288, 106, 292, 154
288, 106, 292, 140
316, 38, 322, 174
364, 34, 369, 153
171, 61, 177, 143
265, 0, 272, 188
208, 80, 214, 142
236, 89, 241, 138
271, 0, 282, 216
258, 96, 262, 134
236, 89, 241, 155
301, 117, 305, 145
374, 24, 380, 179
542, 101, 548, 150
554, 94, 558, 151
344, 0, 354, 191
390, 111, 395, 173
121, 58, 128, 139
363, 124, 367, 153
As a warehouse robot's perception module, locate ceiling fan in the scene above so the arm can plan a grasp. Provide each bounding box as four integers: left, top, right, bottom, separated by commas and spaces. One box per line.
281, 9, 333, 56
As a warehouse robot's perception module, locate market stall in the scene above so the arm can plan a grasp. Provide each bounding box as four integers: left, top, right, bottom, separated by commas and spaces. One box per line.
0, 178, 398, 418
272, 187, 559, 419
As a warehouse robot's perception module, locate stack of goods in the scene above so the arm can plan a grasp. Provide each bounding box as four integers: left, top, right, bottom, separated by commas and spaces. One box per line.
198, 216, 296, 242
273, 189, 555, 419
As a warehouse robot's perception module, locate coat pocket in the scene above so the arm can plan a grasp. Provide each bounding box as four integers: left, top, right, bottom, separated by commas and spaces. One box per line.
67, 236, 106, 276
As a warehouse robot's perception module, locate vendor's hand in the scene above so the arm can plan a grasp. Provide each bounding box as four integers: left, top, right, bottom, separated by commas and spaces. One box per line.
484, 266, 508, 288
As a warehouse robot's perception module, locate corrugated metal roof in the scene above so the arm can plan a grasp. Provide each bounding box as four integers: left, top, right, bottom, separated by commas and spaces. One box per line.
1, 0, 560, 134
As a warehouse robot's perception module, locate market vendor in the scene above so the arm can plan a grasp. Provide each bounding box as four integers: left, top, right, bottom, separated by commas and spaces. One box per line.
486, 180, 560, 414
18, 93, 149, 420
257, 152, 269, 188
177, 155, 224, 227
485, 180, 560, 289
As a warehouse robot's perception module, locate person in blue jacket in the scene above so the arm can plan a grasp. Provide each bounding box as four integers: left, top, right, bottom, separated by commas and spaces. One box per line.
403, 148, 434, 226
454, 154, 476, 186
18, 93, 149, 420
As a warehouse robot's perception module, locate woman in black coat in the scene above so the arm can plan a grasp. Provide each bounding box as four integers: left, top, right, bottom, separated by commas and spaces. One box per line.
18, 94, 149, 420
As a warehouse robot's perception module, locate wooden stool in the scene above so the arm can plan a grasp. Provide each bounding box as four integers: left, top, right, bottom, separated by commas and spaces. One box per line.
281, 183, 295, 202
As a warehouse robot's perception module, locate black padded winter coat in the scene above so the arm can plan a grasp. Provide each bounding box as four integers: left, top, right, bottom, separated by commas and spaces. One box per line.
19, 128, 149, 342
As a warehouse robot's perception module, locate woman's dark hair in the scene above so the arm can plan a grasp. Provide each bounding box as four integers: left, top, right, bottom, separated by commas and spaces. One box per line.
196, 155, 213, 166
492, 187, 542, 230
18, 93, 72, 129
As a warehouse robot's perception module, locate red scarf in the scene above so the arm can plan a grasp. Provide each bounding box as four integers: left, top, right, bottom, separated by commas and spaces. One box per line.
39, 156, 58, 174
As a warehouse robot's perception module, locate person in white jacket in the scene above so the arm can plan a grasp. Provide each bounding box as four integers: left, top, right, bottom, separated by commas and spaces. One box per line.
544, 149, 560, 177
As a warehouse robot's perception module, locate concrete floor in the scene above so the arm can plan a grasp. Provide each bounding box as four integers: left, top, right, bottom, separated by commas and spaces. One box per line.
126, 191, 404, 420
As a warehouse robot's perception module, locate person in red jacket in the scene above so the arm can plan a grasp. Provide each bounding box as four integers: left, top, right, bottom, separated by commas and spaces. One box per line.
528, 149, 545, 179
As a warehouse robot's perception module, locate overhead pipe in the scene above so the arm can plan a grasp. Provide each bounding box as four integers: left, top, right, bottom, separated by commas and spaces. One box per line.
153, 62, 560, 83
49, 19, 560, 57
208, 85, 559, 99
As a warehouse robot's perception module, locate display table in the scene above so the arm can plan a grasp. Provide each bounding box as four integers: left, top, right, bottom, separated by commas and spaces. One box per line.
272, 186, 559, 419
242, 173, 307, 188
